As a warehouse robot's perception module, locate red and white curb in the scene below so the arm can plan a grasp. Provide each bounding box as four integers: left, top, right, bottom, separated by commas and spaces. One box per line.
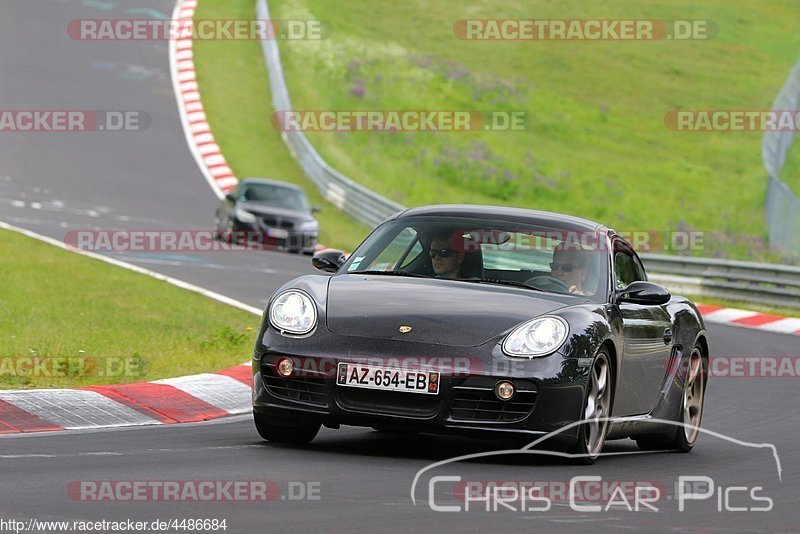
1, 0, 315, 437
169, 0, 328, 255
170, 0, 238, 198
696, 304, 800, 335
0, 364, 252, 434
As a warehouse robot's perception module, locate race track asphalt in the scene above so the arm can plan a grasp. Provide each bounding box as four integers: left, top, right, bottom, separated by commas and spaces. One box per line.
0, 1, 797, 532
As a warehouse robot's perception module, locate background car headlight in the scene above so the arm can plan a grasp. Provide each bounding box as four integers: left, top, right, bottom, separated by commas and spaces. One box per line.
234, 207, 257, 224
297, 221, 318, 231
269, 290, 317, 334
502, 316, 568, 358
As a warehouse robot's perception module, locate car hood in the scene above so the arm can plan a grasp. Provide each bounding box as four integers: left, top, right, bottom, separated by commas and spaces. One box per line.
237, 201, 314, 222
325, 275, 573, 347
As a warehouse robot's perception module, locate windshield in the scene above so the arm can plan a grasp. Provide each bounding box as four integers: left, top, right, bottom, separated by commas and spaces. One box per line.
341, 216, 609, 301
238, 183, 310, 212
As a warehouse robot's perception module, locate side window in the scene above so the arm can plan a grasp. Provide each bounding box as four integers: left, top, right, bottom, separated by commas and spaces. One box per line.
364, 227, 418, 271
631, 254, 647, 282
399, 240, 423, 269
614, 248, 645, 289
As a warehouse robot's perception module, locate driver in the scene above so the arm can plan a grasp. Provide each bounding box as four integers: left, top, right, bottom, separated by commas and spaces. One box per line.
429, 234, 464, 279
550, 243, 591, 295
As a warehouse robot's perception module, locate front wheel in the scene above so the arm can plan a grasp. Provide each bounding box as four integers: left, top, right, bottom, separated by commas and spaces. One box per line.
254, 412, 320, 445
568, 349, 613, 464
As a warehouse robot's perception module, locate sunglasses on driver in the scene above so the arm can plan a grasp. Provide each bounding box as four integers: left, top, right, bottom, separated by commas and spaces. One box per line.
550, 262, 580, 272
430, 248, 455, 259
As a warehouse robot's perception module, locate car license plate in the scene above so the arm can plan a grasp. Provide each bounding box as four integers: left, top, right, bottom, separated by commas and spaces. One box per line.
336, 362, 439, 395
266, 228, 289, 239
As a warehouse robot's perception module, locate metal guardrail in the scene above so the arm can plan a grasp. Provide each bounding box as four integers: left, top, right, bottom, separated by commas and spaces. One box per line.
256, 0, 799, 310
763, 55, 800, 257
642, 254, 800, 309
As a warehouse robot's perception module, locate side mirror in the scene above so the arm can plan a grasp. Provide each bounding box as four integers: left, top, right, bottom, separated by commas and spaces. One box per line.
225, 193, 235, 202
311, 205, 322, 214
312, 249, 346, 273
617, 281, 671, 306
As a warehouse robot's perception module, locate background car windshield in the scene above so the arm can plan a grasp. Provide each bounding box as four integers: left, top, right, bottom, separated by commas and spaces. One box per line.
239, 183, 309, 211
342, 217, 609, 300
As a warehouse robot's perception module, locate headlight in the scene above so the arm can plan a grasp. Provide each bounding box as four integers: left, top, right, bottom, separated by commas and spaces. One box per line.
297, 221, 318, 231
269, 290, 317, 334
502, 316, 568, 358
234, 207, 257, 224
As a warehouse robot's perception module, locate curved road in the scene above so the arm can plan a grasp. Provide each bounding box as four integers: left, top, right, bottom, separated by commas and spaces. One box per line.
1, 1, 798, 532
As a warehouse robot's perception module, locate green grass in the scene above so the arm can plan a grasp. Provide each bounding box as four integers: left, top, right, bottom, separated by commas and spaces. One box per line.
192, 0, 371, 252
262, 0, 799, 263
0, 229, 258, 389
190, 0, 800, 262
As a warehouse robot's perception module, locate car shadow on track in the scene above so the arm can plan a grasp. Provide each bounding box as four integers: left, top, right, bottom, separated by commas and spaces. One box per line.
250, 427, 648, 466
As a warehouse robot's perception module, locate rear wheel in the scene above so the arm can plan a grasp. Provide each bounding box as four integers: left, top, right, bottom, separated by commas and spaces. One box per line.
568, 349, 613, 464
254, 412, 320, 445
636, 345, 706, 452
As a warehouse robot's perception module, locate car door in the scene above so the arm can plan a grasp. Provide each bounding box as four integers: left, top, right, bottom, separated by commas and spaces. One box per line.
611, 241, 674, 416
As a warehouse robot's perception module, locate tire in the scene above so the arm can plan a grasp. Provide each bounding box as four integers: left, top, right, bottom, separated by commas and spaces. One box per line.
567, 349, 614, 464
254, 412, 320, 445
213, 216, 223, 241
636, 344, 706, 452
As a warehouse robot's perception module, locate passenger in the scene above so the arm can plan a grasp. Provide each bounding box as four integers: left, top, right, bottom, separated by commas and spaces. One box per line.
550, 244, 591, 295
429, 235, 464, 279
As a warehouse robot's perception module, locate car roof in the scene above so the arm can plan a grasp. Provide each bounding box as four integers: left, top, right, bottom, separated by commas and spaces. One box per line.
238, 177, 304, 191
395, 204, 609, 233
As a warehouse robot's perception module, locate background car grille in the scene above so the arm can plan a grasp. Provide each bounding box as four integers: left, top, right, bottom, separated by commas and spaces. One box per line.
264, 375, 329, 407
449, 386, 536, 423
260, 216, 295, 229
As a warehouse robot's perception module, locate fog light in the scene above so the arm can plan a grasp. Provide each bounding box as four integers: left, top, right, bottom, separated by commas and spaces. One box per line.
277, 358, 294, 377
495, 381, 515, 400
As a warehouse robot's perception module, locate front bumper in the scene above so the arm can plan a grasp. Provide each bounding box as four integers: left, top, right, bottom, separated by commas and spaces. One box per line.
252, 338, 590, 446
232, 219, 317, 253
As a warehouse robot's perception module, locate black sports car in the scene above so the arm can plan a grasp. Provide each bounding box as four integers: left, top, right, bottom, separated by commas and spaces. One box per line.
251, 205, 708, 462
214, 178, 320, 254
